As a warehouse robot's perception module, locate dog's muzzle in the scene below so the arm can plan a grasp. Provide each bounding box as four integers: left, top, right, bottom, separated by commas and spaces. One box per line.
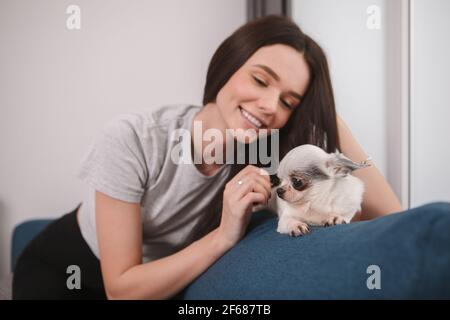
270, 174, 280, 187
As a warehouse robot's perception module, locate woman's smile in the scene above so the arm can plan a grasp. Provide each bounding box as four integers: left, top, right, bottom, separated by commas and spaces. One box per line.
239, 106, 266, 129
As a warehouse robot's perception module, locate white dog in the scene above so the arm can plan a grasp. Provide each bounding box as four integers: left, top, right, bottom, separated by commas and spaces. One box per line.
263, 144, 371, 237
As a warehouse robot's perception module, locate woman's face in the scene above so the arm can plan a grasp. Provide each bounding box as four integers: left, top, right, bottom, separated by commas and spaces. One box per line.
215, 44, 311, 143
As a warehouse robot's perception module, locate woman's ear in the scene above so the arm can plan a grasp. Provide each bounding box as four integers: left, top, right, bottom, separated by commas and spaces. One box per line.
326, 153, 371, 177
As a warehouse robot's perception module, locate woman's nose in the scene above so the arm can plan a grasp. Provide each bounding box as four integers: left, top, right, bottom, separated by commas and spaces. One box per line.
258, 92, 278, 114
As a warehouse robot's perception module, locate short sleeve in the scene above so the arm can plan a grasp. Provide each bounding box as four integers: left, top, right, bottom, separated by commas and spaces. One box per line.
77, 115, 149, 203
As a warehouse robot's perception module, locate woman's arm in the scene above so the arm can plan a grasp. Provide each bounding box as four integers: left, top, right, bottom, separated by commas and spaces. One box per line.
96, 191, 230, 300
336, 115, 402, 220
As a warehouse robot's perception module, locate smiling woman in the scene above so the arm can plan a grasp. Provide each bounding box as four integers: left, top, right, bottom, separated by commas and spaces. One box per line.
211, 44, 310, 137
200, 16, 339, 158
12, 15, 402, 300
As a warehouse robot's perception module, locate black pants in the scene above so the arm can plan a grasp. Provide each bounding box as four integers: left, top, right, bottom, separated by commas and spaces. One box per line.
12, 204, 107, 300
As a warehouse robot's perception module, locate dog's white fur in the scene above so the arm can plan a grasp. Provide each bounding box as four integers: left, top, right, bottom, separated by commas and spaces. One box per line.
262, 144, 370, 237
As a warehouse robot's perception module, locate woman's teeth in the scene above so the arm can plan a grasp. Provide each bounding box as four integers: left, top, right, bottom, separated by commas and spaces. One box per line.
240, 107, 263, 128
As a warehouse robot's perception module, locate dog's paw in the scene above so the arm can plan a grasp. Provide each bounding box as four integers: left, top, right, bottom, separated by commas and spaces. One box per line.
323, 216, 347, 227
277, 219, 310, 237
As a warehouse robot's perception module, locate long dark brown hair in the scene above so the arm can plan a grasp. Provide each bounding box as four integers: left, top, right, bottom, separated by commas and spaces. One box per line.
202, 15, 339, 171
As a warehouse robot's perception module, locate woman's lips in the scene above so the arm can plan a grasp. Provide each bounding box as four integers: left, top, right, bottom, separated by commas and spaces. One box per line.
239, 106, 265, 129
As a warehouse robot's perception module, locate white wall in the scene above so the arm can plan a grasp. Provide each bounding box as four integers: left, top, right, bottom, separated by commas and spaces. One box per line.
291, 0, 405, 201
0, 0, 246, 277
291, 0, 387, 174
410, 0, 450, 207
292, 0, 450, 208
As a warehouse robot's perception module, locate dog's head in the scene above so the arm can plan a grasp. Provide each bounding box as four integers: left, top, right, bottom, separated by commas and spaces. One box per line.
271, 144, 370, 204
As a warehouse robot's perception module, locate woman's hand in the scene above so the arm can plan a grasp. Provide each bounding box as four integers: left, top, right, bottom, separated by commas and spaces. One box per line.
216, 165, 271, 249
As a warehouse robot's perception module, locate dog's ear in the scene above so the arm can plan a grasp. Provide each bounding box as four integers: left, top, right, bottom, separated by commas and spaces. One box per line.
326, 153, 371, 177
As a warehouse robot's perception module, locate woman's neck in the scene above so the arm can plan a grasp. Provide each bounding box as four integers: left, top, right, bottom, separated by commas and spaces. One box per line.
191, 103, 231, 176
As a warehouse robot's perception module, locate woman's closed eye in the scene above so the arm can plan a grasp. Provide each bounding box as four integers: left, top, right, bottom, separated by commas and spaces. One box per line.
252, 76, 294, 110
252, 75, 268, 87
281, 99, 294, 110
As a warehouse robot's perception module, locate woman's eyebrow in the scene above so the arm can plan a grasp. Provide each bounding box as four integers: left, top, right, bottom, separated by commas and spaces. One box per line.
253, 64, 303, 100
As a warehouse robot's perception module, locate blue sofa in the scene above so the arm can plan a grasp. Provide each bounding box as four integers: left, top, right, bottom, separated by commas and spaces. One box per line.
181, 202, 450, 299
5, 202, 450, 299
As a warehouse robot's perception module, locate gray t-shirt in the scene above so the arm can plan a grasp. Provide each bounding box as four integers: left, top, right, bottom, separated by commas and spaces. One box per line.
76, 104, 232, 262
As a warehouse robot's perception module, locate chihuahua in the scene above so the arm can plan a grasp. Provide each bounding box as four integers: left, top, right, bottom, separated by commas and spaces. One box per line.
262, 144, 371, 237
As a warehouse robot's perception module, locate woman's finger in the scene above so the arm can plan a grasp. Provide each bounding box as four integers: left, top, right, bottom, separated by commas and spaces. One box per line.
233, 178, 270, 203
234, 171, 271, 198
241, 192, 266, 207
233, 165, 268, 184
246, 171, 271, 196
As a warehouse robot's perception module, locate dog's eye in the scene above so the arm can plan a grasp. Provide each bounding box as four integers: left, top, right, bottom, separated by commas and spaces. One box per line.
291, 177, 303, 190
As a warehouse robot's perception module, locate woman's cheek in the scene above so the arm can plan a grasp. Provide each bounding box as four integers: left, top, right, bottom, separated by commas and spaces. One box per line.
271, 113, 290, 130
216, 85, 232, 107
280, 112, 293, 128
232, 77, 258, 100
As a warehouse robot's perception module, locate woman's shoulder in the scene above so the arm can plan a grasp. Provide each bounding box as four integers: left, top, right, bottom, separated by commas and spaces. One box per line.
78, 105, 202, 196
149, 104, 201, 125
105, 104, 200, 134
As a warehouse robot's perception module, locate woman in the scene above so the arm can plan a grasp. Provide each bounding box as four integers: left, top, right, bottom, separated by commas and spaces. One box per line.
12, 15, 401, 300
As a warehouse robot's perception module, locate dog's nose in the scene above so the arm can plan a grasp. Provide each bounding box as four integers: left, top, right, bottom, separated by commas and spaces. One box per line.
276, 188, 285, 197
270, 174, 280, 187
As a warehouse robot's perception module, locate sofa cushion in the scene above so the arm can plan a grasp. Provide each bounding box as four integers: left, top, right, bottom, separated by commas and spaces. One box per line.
182, 202, 450, 299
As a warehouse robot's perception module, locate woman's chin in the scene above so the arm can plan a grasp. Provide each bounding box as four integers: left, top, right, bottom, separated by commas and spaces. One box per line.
232, 129, 259, 144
